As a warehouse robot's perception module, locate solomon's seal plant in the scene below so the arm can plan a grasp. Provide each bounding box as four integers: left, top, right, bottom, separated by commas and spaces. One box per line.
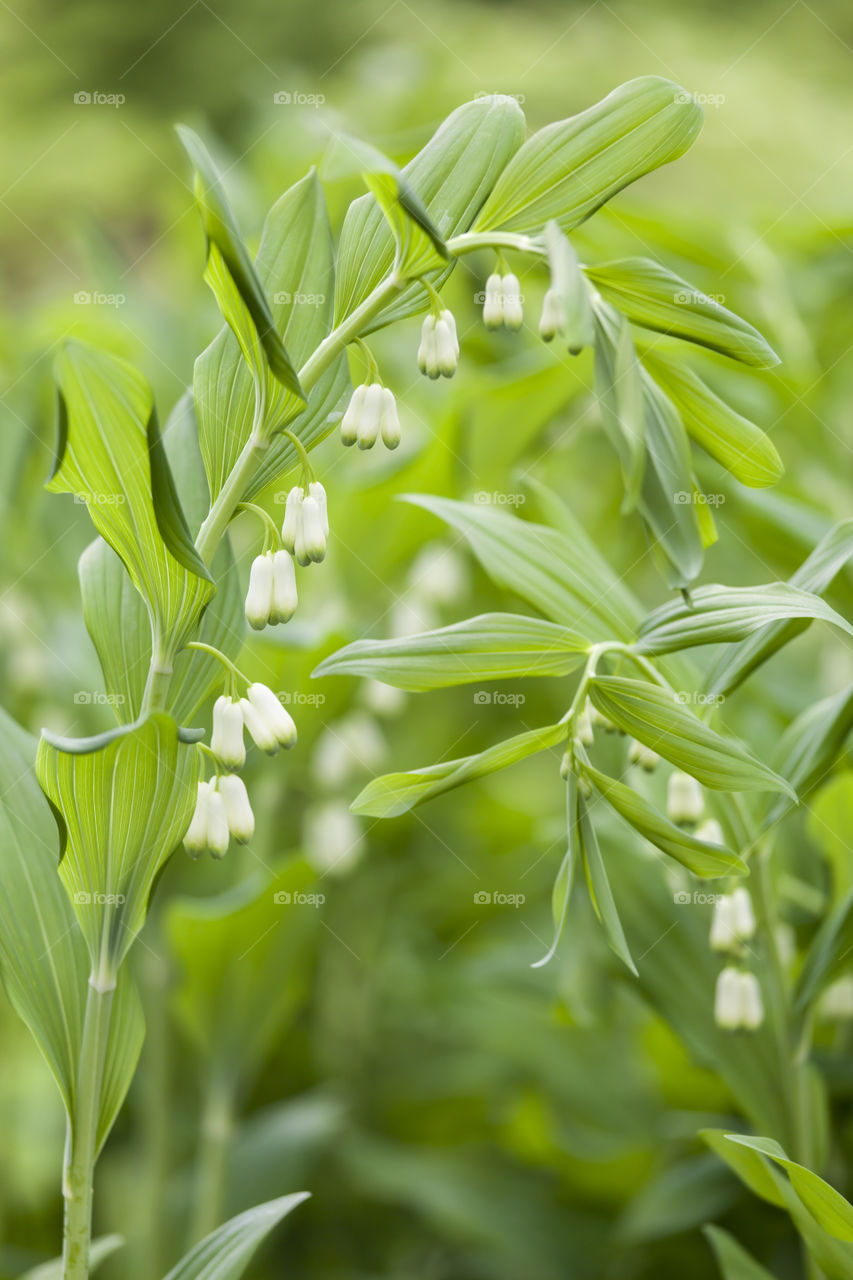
0, 74, 830, 1279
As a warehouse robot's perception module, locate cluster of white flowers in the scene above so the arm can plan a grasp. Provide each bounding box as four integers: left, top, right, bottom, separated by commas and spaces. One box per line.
417, 310, 458, 379
185, 685, 297, 859
245, 550, 298, 630
666, 770, 705, 824
282, 481, 328, 565
482, 272, 523, 331
710, 888, 756, 951
340, 383, 401, 450
714, 967, 764, 1031
628, 739, 660, 772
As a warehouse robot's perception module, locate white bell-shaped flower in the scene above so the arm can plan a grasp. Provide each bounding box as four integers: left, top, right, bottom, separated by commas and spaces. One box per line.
355, 383, 383, 449
341, 384, 368, 447
205, 786, 230, 859
245, 552, 274, 631
714, 966, 742, 1029
281, 486, 304, 555
710, 895, 737, 952
418, 310, 458, 379
211, 695, 245, 769
303, 801, 365, 875
731, 887, 756, 941
739, 971, 764, 1029
501, 272, 523, 330
241, 682, 297, 754
270, 550, 298, 624
539, 287, 564, 342
667, 771, 705, 825
217, 773, 255, 844
694, 818, 725, 846
628, 739, 660, 772
379, 388, 401, 449
482, 273, 503, 329
575, 704, 594, 747
184, 781, 213, 858
298, 492, 327, 564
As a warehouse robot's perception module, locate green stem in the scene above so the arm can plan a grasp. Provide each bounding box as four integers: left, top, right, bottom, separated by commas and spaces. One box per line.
188, 1070, 235, 1246
62, 977, 115, 1280
448, 230, 545, 259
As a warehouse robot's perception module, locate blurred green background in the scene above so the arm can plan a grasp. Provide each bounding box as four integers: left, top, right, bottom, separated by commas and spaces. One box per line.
2, 1, 853, 1277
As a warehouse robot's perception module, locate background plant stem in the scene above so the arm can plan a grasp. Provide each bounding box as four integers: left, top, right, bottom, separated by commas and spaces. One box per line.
187, 1068, 235, 1247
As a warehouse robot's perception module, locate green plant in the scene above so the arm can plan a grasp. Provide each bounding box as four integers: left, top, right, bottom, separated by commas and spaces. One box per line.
0, 74, 824, 1279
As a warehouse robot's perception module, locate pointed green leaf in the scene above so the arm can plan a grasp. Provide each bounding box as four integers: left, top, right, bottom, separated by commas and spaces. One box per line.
578, 791, 637, 974
703, 1226, 776, 1279
334, 94, 526, 328
762, 684, 853, 829
472, 76, 702, 233
583, 762, 747, 877
352, 722, 566, 819
79, 538, 150, 724
162, 1193, 309, 1280
36, 713, 200, 970
586, 257, 779, 368
642, 352, 783, 487
699, 1129, 786, 1208
532, 775, 578, 969
726, 1135, 853, 1242
314, 613, 588, 691
177, 125, 304, 399
50, 342, 213, 659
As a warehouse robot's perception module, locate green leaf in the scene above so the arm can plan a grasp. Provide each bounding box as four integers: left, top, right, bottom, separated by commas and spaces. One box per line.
593, 304, 646, 509
707, 519, 853, 696
726, 1135, 853, 1242
578, 791, 637, 974
20, 1235, 124, 1279
702, 1226, 776, 1279
166, 861, 319, 1081
50, 342, 213, 660
0, 707, 142, 1152
402, 494, 639, 640
531, 776, 578, 969
637, 582, 853, 656
583, 762, 747, 877
352, 722, 567, 819
334, 94, 526, 329
794, 882, 853, 1020
177, 125, 304, 399
313, 613, 588, 691
699, 1129, 786, 1208
642, 352, 783, 487
194, 169, 337, 502
36, 713, 200, 971
585, 258, 779, 367
472, 76, 703, 234
588, 675, 794, 795
762, 684, 853, 829
79, 538, 151, 724
161, 1193, 309, 1280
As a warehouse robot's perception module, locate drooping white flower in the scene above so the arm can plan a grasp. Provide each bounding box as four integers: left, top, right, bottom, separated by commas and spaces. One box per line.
575, 704, 594, 747
710, 896, 737, 952
739, 971, 764, 1029
240, 682, 297, 754
628, 738, 660, 772
731, 887, 756, 941
694, 818, 725, 846
184, 781, 213, 858
714, 966, 742, 1029
407, 541, 469, 606
303, 800, 365, 875
667, 771, 704, 825
340, 383, 367, 447
270, 550, 298, 624
296, 490, 327, 565
379, 387, 401, 449
211, 695, 245, 769
205, 786, 230, 859
482, 273, 503, 329
217, 773, 255, 844
501, 272, 523, 331
281, 486, 304, 555
539, 287, 564, 342
560, 750, 572, 780
245, 552, 274, 631
358, 383, 384, 449
418, 310, 458, 379
590, 705, 616, 733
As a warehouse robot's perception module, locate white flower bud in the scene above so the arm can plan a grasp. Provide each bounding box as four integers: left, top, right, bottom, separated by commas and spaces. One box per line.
281, 486, 304, 554
694, 819, 725, 846
560, 750, 571, 780
206, 787, 230, 859
357, 383, 383, 450
246, 682, 297, 750
211, 695, 245, 769
714, 966, 742, 1029
436, 310, 459, 376
539, 287, 565, 342
270, 550, 298, 624
590, 706, 616, 733
299, 493, 327, 563
184, 781, 212, 858
575, 704, 594, 746
379, 387, 401, 449
309, 481, 329, 536
341, 384, 367, 446
217, 773, 254, 844
710, 895, 737, 952
628, 739, 660, 772
483, 273, 504, 329
501, 273, 523, 331
666, 771, 705, 825
417, 314, 439, 378
245, 552, 274, 630
739, 971, 764, 1029
731, 887, 756, 941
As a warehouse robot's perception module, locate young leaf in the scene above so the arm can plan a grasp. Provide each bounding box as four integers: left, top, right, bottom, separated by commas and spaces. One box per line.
531, 775, 578, 969
582, 762, 747, 876
472, 76, 703, 234
726, 1135, 853, 1242
699, 1129, 786, 1208
162, 1193, 309, 1280
177, 125, 304, 399
642, 352, 783, 487
637, 582, 853, 656
402, 494, 640, 641
36, 713, 200, 970
334, 94, 526, 328
314, 613, 588, 691
588, 675, 794, 795
194, 169, 338, 501
761, 684, 853, 829
702, 1226, 776, 1280
585, 258, 779, 368
578, 791, 637, 974
351, 722, 567, 819
51, 342, 213, 658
